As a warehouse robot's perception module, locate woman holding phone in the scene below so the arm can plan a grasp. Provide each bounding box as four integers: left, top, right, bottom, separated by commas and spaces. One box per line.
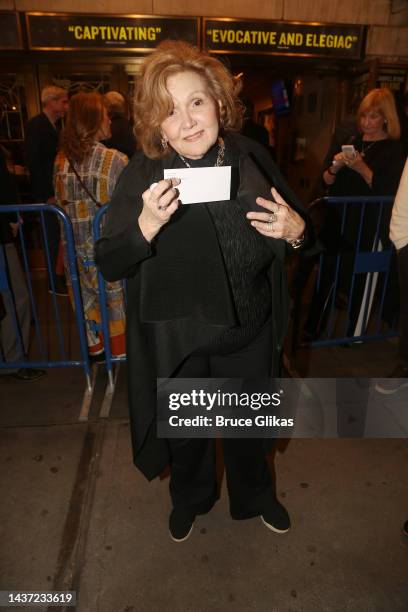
95, 40, 309, 542
323, 88, 403, 195
304, 88, 405, 340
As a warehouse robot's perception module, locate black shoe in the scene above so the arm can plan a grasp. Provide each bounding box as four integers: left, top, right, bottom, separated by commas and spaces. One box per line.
12, 368, 46, 382
261, 500, 291, 534
169, 508, 195, 542
375, 364, 408, 395
403, 521, 408, 537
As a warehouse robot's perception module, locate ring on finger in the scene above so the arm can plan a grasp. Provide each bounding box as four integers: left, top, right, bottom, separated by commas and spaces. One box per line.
266, 221, 275, 231
158, 204, 167, 211
268, 212, 278, 223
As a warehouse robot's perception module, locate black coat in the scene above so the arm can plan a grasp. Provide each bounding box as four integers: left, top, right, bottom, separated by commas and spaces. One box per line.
25, 112, 60, 202
95, 133, 306, 481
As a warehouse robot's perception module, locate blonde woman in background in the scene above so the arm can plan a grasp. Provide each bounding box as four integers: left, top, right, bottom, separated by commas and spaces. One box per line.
305, 88, 405, 341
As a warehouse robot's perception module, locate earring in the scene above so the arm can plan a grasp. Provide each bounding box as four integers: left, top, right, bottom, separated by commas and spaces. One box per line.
161, 137, 168, 150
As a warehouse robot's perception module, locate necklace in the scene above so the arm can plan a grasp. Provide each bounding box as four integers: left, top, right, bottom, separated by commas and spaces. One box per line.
361, 139, 381, 158
178, 137, 225, 168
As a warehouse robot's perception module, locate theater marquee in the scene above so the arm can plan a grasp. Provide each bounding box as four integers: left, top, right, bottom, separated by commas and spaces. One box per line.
203, 18, 366, 59
26, 12, 199, 52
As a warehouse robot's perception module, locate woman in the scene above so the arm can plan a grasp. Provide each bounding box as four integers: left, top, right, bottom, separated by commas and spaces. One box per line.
305, 88, 405, 340
323, 88, 403, 196
95, 41, 307, 542
54, 92, 128, 357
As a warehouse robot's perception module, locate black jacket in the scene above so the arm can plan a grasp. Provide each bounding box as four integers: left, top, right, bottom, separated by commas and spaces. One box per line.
95, 133, 307, 480
0, 147, 19, 244
25, 112, 60, 202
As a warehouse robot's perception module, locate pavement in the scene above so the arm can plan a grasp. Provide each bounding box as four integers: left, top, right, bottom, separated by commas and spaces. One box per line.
1, 337, 408, 612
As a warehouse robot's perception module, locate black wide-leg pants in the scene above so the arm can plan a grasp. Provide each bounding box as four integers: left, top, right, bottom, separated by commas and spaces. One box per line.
168, 321, 278, 520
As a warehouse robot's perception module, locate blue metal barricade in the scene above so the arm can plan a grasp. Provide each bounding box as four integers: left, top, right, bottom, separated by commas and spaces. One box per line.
293, 195, 398, 349
0, 204, 92, 397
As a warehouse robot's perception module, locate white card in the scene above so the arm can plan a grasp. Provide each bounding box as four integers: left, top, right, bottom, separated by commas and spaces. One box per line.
163, 166, 231, 205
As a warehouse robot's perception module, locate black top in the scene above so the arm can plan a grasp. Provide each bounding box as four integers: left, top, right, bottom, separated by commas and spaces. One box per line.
169, 136, 272, 351
25, 112, 60, 202
322, 116, 359, 169
102, 114, 137, 159
326, 136, 405, 197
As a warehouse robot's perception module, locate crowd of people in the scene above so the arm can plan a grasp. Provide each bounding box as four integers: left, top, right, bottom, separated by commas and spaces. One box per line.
0, 41, 406, 539
1, 85, 136, 369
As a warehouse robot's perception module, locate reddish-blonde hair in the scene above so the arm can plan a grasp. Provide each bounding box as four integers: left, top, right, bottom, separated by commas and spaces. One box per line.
60, 92, 105, 163
357, 88, 401, 140
134, 40, 243, 159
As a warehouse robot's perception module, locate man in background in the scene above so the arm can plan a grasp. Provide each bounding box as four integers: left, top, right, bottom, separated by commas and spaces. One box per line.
25, 85, 68, 296
0, 146, 45, 381
102, 91, 136, 159
241, 97, 270, 149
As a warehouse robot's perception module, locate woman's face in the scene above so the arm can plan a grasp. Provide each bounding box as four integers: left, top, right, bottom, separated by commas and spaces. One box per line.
359, 108, 386, 139
160, 70, 221, 160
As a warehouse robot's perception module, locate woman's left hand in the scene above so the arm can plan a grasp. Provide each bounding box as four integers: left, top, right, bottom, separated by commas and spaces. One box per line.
344, 150, 366, 174
246, 187, 305, 242
344, 151, 373, 186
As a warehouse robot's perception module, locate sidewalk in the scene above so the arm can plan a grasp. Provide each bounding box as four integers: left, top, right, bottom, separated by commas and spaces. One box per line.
1, 341, 407, 612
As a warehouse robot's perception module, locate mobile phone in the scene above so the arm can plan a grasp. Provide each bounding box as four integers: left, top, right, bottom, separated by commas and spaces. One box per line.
341, 144, 357, 159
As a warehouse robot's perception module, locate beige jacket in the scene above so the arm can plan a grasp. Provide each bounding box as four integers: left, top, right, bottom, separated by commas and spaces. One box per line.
390, 159, 408, 250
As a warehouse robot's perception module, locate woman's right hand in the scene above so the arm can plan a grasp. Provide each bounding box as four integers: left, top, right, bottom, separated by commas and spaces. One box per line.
138, 178, 181, 242
323, 152, 346, 185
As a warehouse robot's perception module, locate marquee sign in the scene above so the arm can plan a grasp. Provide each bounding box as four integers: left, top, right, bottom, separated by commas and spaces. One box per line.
26, 13, 199, 52
203, 18, 366, 59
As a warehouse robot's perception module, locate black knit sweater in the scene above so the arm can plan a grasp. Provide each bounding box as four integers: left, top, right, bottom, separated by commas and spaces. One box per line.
168, 136, 273, 353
